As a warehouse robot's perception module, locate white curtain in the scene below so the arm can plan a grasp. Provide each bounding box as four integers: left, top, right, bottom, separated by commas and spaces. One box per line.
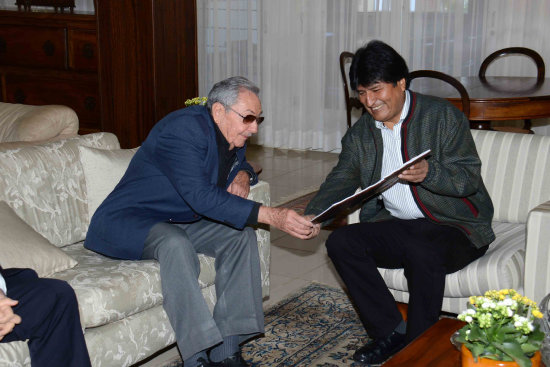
197, 0, 550, 150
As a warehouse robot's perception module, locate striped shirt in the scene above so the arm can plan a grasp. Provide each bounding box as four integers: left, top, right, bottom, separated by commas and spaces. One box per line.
375, 90, 424, 220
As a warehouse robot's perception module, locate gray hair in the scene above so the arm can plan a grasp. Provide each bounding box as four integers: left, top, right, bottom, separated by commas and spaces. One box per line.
206, 76, 260, 112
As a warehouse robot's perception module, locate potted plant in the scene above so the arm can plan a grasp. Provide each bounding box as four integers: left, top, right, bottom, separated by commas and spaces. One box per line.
185, 97, 208, 107
456, 289, 545, 367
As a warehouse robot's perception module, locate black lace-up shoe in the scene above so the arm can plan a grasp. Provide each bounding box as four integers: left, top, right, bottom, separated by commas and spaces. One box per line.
353, 330, 407, 365
209, 351, 249, 367
196, 357, 212, 367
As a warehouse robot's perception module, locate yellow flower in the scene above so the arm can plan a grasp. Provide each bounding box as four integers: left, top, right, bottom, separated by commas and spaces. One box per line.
532, 310, 543, 319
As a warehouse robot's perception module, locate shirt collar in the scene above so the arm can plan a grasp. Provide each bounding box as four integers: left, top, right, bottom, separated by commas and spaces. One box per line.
213, 119, 233, 153
375, 90, 410, 130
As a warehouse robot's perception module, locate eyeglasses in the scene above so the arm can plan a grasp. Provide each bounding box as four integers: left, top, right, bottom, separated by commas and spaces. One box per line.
227, 106, 264, 125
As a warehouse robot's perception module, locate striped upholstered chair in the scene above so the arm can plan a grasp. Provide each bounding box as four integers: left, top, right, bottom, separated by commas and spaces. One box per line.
348, 129, 550, 314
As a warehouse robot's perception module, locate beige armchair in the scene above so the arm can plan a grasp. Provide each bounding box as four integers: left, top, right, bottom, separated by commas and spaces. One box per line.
348, 129, 550, 313
0, 102, 79, 149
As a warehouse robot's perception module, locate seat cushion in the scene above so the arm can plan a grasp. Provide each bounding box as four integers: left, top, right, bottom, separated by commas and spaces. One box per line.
52, 242, 217, 329
380, 221, 525, 298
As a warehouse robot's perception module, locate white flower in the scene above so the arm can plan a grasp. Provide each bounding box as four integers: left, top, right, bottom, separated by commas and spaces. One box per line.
465, 316, 473, 323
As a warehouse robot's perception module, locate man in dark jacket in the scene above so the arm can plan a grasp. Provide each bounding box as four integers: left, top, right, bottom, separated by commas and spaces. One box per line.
0, 266, 91, 366
305, 40, 494, 365
85, 76, 318, 367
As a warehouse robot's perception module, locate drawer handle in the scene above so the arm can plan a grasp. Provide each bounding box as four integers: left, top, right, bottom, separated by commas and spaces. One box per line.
0, 37, 6, 54
43, 40, 55, 56
82, 43, 95, 59
14, 89, 26, 104
84, 96, 96, 111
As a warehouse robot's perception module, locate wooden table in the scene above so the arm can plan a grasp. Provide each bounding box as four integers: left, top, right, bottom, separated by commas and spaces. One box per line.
410, 76, 550, 130
382, 317, 464, 366
383, 317, 547, 367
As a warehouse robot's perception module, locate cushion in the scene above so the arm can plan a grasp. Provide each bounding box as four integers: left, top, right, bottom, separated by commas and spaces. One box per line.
0, 201, 77, 277
380, 221, 525, 298
78, 146, 139, 221
0, 132, 121, 247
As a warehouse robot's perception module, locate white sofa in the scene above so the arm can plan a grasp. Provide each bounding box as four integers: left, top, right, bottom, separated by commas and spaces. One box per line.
0, 132, 271, 366
348, 129, 550, 314
0, 102, 79, 148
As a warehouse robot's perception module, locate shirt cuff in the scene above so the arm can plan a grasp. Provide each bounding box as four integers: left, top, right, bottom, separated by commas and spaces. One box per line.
0, 274, 7, 295
246, 202, 261, 226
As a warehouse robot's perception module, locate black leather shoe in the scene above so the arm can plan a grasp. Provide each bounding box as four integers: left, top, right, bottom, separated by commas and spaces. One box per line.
353, 331, 406, 365
197, 357, 212, 367
209, 351, 249, 367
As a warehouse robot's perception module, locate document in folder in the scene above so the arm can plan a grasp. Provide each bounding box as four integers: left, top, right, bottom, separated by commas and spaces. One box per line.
311, 149, 431, 224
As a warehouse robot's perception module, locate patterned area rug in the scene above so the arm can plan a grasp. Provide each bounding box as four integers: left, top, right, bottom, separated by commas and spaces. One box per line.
162, 283, 368, 367
242, 283, 368, 366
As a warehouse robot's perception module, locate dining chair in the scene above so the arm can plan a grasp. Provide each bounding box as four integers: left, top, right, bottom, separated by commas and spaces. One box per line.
479, 47, 546, 134
409, 70, 471, 119
339, 51, 365, 128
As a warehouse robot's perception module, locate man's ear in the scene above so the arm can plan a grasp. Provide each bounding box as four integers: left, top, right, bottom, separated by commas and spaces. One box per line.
398, 78, 406, 91
212, 102, 226, 124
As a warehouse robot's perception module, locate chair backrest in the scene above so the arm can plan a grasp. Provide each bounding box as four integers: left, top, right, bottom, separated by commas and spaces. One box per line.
478, 47, 545, 83
471, 129, 550, 223
409, 70, 471, 118
339, 51, 364, 128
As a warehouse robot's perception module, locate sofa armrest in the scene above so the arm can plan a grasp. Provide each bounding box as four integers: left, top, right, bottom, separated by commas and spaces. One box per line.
347, 188, 362, 224
0, 102, 78, 144
524, 200, 550, 303
248, 180, 271, 298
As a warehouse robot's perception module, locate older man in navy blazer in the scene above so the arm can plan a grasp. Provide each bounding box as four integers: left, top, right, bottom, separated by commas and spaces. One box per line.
0, 265, 91, 366
85, 76, 319, 367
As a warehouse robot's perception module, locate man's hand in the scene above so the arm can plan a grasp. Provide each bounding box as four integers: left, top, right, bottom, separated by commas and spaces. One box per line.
304, 215, 321, 238
227, 171, 251, 198
0, 292, 21, 341
258, 207, 320, 240
398, 159, 429, 183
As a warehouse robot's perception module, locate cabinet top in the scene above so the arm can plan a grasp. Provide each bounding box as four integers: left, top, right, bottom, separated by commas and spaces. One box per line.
0, 8, 96, 28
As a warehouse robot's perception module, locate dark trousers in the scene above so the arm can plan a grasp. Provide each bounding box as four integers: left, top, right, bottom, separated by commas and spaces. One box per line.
0, 269, 91, 367
326, 218, 487, 342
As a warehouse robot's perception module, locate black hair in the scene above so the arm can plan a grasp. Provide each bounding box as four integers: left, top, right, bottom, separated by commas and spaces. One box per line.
349, 40, 409, 91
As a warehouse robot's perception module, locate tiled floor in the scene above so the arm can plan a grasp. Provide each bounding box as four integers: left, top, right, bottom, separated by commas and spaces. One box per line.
142, 144, 344, 366
246, 144, 346, 308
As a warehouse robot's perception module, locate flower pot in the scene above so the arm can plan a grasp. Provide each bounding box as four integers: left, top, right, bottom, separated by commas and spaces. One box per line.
461, 345, 541, 367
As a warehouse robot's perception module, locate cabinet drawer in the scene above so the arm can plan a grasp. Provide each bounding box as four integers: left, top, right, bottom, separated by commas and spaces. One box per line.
5, 74, 100, 128
68, 29, 97, 71
0, 25, 67, 69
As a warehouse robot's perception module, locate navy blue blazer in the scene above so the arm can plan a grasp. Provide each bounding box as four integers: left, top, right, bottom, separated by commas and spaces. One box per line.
84, 106, 259, 260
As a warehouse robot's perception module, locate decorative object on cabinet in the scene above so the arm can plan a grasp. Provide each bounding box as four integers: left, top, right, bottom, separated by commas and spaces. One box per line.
15, 0, 75, 13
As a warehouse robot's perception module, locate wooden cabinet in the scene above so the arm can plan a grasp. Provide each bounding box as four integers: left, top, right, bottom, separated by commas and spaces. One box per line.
0, 1, 198, 148
0, 11, 100, 132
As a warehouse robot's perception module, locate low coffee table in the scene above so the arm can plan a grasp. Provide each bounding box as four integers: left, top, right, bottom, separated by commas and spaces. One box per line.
382, 317, 465, 366
383, 317, 547, 366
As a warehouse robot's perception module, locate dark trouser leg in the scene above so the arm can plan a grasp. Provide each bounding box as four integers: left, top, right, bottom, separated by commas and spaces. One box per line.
142, 220, 264, 361
1, 269, 91, 367
326, 218, 487, 342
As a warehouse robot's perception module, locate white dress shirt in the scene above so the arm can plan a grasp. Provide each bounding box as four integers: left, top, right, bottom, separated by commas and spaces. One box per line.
375, 90, 424, 220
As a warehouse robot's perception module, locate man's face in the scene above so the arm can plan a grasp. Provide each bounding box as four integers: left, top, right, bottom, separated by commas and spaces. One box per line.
356, 78, 406, 126
213, 89, 262, 150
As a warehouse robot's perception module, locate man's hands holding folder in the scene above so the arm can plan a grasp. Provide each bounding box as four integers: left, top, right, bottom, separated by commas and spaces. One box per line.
258, 207, 320, 240
398, 159, 429, 183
